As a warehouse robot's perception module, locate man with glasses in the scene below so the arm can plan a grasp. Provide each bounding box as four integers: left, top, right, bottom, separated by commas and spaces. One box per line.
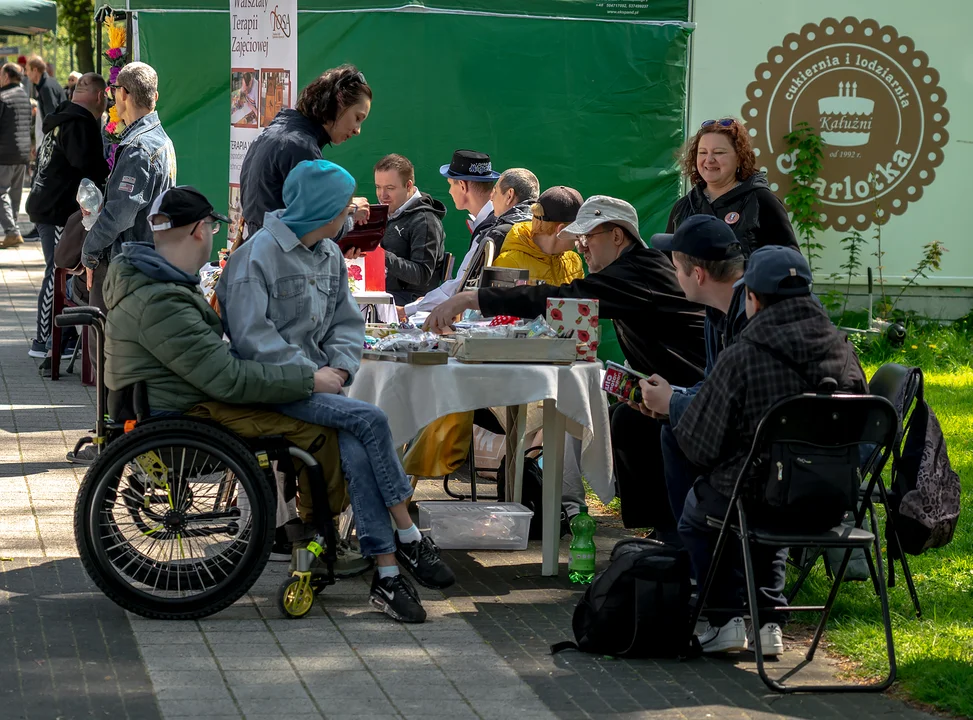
424, 196, 707, 533
81, 61, 176, 316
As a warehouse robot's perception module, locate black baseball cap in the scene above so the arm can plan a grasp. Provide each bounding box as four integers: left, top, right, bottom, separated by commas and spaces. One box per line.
148, 186, 229, 231
744, 245, 813, 297
650, 214, 743, 260
534, 186, 584, 223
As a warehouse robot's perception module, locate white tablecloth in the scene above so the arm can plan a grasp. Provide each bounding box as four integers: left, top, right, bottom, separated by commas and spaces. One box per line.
348, 359, 613, 503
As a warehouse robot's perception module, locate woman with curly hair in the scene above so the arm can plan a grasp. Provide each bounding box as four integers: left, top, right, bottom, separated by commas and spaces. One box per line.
666, 118, 797, 256
239, 64, 372, 241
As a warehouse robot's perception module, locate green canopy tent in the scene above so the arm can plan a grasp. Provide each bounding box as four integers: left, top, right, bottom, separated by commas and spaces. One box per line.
0, 0, 57, 35
129, 0, 695, 361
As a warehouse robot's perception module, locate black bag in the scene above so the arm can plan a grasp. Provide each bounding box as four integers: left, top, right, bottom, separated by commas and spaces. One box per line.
765, 442, 862, 529
495, 447, 569, 540
744, 337, 861, 529
551, 538, 698, 659
887, 369, 961, 556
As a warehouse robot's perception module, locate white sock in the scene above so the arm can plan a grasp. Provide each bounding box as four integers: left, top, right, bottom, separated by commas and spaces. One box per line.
396, 524, 422, 545
377, 565, 400, 579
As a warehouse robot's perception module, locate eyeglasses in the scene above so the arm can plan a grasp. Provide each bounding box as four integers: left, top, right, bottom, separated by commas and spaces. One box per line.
193, 219, 222, 235
700, 118, 736, 129
575, 228, 613, 249
107, 84, 128, 99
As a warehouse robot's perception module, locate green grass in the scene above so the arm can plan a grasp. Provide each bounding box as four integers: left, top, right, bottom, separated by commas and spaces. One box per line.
794, 368, 973, 717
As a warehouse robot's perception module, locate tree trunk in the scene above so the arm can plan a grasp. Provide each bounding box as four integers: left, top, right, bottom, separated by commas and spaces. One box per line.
76, 32, 95, 73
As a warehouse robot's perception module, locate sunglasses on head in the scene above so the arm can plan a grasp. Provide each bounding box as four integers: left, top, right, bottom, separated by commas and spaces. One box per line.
700, 118, 736, 129
343, 71, 367, 87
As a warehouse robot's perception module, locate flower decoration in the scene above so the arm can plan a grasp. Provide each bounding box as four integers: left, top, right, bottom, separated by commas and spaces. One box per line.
102, 12, 129, 169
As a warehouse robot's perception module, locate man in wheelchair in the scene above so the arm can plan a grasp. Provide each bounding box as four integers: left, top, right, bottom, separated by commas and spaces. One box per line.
100, 185, 445, 622
664, 246, 869, 656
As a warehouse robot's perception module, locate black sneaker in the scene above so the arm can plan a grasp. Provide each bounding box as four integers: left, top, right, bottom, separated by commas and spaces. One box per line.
28, 339, 47, 359
369, 571, 426, 623
395, 535, 455, 589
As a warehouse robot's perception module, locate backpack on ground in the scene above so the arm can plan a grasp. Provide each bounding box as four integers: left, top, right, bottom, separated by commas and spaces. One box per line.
495, 446, 569, 540
551, 538, 698, 659
887, 368, 961, 556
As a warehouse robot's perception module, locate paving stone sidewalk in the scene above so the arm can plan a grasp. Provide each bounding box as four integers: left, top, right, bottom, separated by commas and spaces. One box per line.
0, 243, 936, 720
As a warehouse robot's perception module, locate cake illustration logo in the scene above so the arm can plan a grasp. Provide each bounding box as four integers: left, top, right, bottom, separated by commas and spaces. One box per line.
742, 17, 949, 231
818, 82, 873, 147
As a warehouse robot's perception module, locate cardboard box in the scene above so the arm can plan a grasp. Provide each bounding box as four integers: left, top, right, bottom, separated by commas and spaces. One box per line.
346, 247, 386, 294
546, 298, 600, 362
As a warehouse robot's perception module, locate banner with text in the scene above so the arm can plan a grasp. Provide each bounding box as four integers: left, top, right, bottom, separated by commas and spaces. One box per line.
228, 0, 296, 246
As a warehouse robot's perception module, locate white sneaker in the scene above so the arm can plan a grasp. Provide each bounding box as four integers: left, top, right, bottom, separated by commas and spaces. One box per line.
747, 622, 784, 656
697, 616, 748, 653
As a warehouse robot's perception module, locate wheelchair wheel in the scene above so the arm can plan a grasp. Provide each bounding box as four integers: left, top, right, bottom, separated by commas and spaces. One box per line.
75, 418, 275, 619
277, 574, 314, 619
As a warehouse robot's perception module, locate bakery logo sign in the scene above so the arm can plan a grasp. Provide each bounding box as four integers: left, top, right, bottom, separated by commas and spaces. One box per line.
743, 17, 949, 231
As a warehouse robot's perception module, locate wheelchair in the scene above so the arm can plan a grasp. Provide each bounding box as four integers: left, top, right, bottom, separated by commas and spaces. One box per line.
57, 306, 340, 620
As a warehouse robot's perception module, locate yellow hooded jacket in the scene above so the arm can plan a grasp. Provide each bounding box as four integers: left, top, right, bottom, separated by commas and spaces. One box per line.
493, 221, 585, 285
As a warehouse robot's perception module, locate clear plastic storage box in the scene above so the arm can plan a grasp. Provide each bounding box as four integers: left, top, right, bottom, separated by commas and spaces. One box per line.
417, 501, 534, 550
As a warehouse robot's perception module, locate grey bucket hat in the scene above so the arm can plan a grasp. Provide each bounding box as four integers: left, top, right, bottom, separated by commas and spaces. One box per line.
558, 195, 645, 246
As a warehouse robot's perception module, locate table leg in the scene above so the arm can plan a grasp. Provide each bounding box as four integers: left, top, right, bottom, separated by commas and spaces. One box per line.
503, 405, 528, 502
541, 399, 566, 576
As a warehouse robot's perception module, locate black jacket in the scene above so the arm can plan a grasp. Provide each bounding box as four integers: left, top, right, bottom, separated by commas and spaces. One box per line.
27, 101, 110, 226
478, 200, 533, 255
479, 244, 706, 387
382, 192, 447, 305
240, 109, 329, 236
0, 82, 31, 165
674, 294, 867, 497
33, 73, 67, 123
667, 173, 798, 256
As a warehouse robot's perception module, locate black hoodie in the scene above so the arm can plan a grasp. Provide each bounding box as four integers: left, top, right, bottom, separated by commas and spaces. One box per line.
27, 101, 109, 227
382, 191, 447, 305
666, 172, 798, 256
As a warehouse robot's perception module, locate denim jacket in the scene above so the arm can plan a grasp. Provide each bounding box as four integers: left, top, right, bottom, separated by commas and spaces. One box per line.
216, 212, 365, 384
82, 112, 177, 268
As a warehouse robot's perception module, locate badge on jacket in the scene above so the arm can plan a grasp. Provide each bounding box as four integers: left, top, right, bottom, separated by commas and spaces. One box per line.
724, 212, 740, 225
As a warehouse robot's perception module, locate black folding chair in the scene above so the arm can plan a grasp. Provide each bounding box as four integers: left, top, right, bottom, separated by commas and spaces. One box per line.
688, 392, 899, 693
786, 363, 923, 619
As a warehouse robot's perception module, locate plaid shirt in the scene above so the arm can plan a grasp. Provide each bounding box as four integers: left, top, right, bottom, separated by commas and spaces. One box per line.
673, 295, 867, 497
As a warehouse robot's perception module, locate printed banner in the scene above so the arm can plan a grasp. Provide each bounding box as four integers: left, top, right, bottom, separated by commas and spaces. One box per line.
228, 0, 296, 246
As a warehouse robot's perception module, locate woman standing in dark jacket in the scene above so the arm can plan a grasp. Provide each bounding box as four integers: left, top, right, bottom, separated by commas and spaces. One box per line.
667, 118, 798, 255
239, 64, 372, 241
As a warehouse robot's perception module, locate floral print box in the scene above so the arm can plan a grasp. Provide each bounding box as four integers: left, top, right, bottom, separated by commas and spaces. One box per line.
546, 298, 600, 362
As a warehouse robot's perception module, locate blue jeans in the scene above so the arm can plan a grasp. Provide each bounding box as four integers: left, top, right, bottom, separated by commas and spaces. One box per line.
679, 481, 788, 626
275, 393, 412, 557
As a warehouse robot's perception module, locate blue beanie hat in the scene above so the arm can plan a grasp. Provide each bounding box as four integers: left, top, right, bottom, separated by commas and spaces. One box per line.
278, 159, 356, 239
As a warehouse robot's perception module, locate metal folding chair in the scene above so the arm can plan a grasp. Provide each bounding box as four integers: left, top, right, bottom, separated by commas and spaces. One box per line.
688, 392, 899, 693
785, 363, 923, 619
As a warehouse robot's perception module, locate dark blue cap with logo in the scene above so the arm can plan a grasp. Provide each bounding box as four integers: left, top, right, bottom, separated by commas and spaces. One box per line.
744, 245, 813, 297
650, 214, 743, 260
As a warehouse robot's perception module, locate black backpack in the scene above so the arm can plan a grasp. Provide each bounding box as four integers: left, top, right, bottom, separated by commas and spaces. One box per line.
551, 538, 698, 658
886, 369, 961, 556
496, 447, 569, 540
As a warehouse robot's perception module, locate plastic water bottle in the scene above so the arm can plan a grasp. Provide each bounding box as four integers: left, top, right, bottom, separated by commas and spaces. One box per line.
77, 178, 104, 230
568, 505, 596, 584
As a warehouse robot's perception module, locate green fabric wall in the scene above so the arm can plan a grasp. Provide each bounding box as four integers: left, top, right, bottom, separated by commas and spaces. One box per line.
139, 10, 690, 259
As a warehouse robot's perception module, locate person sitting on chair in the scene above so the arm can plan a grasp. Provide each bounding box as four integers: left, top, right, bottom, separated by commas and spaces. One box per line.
633, 215, 749, 534
217, 159, 455, 624
101, 185, 362, 577
671, 245, 867, 657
